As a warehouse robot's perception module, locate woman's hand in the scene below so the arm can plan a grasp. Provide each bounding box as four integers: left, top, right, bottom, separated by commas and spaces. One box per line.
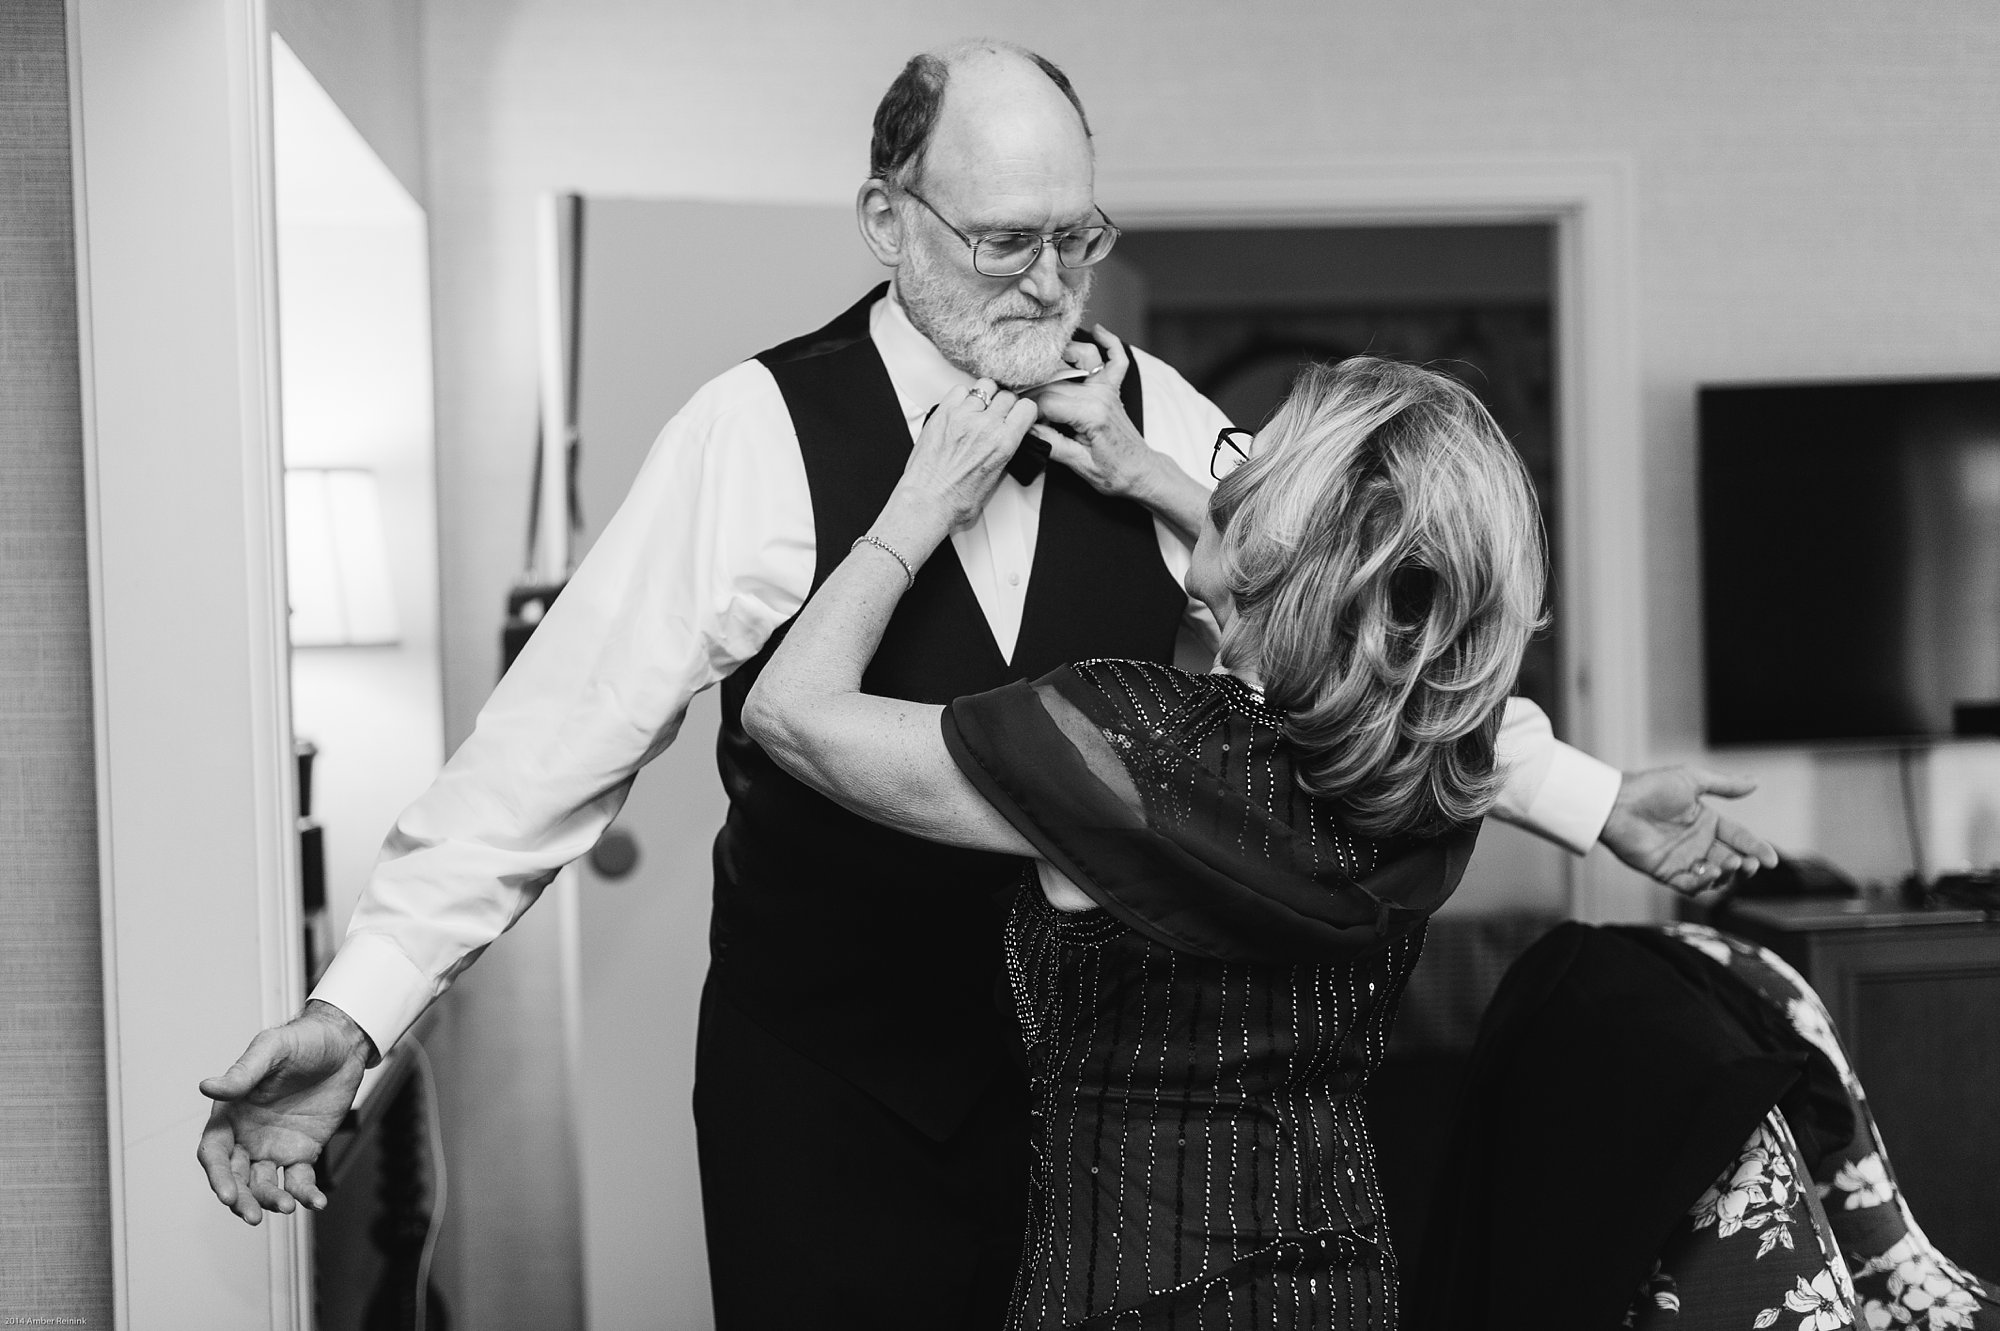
886, 378, 1039, 541
1024, 327, 1208, 546
1024, 327, 1151, 496
737, 370, 1043, 864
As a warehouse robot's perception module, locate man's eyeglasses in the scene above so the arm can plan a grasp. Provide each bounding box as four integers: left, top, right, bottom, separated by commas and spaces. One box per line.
900, 186, 1121, 278
1212, 428, 1254, 481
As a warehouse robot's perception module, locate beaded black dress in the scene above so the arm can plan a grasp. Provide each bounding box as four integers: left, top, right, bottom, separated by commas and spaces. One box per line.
943, 659, 1480, 1331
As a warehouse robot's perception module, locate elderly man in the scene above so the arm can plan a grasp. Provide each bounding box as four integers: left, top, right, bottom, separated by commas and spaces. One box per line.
200, 39, 1771, 1330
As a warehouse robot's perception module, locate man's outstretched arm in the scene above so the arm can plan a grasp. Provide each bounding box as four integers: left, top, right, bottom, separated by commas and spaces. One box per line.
1491, 700, 1778, 890
198, 367, 817, 1222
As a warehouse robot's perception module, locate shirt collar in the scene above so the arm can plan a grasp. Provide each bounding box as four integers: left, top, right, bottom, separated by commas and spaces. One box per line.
869, 285, 974, 422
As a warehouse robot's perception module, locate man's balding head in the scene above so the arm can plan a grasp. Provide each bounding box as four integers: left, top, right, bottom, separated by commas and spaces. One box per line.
870, 40, 1092, 192
856, 41, 1105, 387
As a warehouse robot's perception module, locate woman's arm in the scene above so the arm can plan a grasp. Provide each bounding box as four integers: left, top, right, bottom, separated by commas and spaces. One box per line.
743, 380, 1040, 856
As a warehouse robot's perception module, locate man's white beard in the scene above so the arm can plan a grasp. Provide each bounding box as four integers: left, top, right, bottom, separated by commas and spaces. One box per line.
898, 243, 1094, 390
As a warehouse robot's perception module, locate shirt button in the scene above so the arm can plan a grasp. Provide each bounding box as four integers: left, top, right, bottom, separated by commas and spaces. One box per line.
1008, 572, 1022, 587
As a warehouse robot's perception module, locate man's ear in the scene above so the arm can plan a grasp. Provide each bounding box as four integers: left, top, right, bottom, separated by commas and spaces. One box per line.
856, 177, 904, 269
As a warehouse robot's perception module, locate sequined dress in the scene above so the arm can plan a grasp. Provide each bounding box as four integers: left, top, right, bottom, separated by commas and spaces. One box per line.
941, 660, 1480, 1330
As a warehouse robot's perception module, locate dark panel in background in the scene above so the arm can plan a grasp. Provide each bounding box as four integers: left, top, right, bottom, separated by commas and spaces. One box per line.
1701, 377, 2000, 745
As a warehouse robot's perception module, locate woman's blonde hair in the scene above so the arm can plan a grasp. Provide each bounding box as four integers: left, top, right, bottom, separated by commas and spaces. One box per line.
1210, 357, 1548, 838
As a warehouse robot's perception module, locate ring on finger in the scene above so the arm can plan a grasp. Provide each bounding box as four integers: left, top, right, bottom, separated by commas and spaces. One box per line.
968, 386, 994, 409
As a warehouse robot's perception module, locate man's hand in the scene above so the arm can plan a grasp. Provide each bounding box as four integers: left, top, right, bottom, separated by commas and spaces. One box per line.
1024, 326, 1208, 544
196, 999, 374, 1225
1601, 766, 1780, 895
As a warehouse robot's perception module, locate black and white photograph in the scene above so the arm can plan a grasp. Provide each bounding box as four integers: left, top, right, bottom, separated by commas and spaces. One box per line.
3, 3, 1998, 1329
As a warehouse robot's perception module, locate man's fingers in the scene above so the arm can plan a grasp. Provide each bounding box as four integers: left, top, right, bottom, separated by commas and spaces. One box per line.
198, 1068, 254, 1102
197, 1113, 240, 1207
249, 1158, 295, 1215
200, 1031, 279, 1102
1716, 814, 1780, 870
213, 1137, 324, 1220
1670, 858, 1732, 895
1663, 863, 1710, 896
284, 1162, 328, 1211
1688, 767, 1758, 800
229, 1145, 263, 1225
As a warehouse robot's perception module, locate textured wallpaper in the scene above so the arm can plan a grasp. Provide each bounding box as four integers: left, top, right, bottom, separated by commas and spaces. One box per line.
0, 0, 115, 1323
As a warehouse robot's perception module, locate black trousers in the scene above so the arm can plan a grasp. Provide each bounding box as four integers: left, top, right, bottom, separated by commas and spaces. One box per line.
692, 984, 1030, 1330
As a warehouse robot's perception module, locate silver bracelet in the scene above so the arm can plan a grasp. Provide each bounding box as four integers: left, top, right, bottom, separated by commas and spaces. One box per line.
851, 533, 916, 590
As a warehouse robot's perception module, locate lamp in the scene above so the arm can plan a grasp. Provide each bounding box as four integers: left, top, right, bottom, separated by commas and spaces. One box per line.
285, 467, 400, 646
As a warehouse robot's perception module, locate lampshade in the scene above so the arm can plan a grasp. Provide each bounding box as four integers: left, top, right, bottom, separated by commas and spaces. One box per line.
285, 468, 400, 646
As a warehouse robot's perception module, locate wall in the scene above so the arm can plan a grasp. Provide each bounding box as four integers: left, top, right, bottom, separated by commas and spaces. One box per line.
414, 2, 2000, 1323
0, 2, 112, 1323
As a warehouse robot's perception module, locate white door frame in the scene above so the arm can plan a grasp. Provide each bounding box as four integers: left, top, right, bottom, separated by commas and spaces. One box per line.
1103, 157, 1648, 921
69, 0, 309, 1326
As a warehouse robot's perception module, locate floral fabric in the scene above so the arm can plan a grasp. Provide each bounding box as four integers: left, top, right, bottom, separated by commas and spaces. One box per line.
1627, 925, 2000, 1331
1625, 1108, 1856, 1331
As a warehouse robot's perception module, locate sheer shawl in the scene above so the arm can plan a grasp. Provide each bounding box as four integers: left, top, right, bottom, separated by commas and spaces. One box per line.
941, 659, 1479, 965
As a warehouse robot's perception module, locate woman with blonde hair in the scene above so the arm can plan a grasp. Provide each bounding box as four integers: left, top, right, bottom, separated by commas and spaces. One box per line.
745, 355, 1546, 1329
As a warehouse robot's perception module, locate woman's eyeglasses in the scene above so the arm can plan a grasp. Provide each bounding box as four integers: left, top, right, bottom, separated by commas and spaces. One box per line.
1212, 428, 1254, 481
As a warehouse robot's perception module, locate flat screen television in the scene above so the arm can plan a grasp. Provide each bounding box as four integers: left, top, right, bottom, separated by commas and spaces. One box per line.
1700, 375, 2000, 746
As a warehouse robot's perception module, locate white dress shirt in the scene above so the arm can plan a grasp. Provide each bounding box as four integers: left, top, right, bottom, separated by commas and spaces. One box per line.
312, 291, 1620, 1059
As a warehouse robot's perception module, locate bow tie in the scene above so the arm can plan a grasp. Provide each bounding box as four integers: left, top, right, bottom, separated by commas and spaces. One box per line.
1007, 431, 1053, 485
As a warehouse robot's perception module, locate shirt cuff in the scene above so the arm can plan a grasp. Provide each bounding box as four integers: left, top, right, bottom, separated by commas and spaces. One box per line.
308, 932, 435, 1065
1520, 742, 1623, 856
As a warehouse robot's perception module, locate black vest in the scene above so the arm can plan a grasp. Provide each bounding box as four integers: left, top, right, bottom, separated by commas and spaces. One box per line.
712, 284, 1188, 1138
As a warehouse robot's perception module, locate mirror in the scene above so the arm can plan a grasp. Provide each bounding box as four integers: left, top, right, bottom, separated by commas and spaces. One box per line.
271, 35, 449, 1329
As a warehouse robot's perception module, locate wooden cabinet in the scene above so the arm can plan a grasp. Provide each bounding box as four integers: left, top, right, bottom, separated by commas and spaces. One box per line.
1712, 897, 2000, 1278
